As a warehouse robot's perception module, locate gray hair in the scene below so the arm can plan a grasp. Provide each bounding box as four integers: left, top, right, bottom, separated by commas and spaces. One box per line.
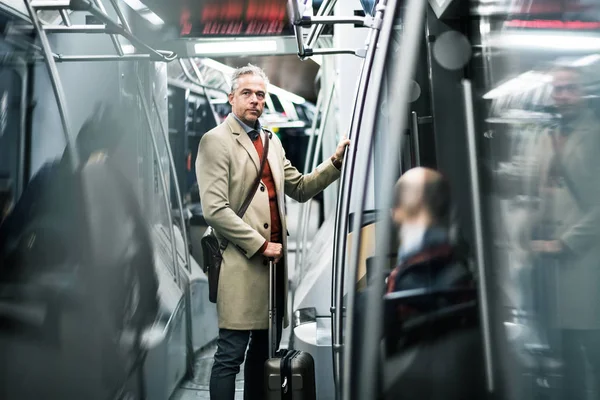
230, 63, 269, 93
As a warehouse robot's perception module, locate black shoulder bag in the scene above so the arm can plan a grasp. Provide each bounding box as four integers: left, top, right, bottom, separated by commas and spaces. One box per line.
201, 133, 270, 303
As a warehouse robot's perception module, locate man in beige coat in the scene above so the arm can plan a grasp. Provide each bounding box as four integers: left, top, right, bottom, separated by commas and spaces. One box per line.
519, 65, 600, 398
196, 64, 349, 400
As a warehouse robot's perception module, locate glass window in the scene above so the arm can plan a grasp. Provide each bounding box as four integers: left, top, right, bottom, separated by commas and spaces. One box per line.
474, 2, 600, 399
269, 93, 285, 114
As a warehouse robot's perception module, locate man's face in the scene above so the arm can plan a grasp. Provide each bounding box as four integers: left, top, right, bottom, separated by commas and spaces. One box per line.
551, 69, 583, 117
229, 73, 267, 126
392, 183, 422, 226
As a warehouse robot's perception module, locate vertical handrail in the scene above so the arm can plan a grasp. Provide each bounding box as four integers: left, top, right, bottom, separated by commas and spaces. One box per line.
141, 70, 196, 379
294, 87, 324, 281
307, 0, 338, 49
91, 0, 123, 56
23, 0, 79, 170
339, 1, 391, 398
186, 58, 223, 127
463, 79, 494, 392
109, 0, 133, 34
332, 14, 384, 398
330, 63, 363, 399
411, 111, 421, 166
353, 0, 427, 397
151, 91, 192, 274
135, 76, 181, 288
330, 27, 375, 396
289, 0, 305, 56
299, 82, 335, 278
59, 9, 71, 26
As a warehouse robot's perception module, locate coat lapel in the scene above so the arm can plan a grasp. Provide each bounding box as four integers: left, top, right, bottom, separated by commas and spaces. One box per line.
226, 114, 260, 172
557, 110, 594, 175
266, 133, 282, 194
265, 133, 287, 235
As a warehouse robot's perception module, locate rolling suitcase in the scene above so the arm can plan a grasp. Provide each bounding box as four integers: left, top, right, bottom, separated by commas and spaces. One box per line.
264, 260, 317, 400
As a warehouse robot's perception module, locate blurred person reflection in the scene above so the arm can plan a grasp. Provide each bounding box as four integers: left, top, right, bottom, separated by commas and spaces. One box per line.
522, 65, 600, 399
0, 104, 127, 251
386, 167, 472, 295
0, 103, 160, 399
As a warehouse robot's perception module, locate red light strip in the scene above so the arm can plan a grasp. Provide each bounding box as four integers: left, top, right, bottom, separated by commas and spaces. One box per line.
180, 1, 289, 36
505, 19, 600, 30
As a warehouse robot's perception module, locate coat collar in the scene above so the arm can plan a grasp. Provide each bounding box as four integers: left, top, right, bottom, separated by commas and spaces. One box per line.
227, 114, 260, 172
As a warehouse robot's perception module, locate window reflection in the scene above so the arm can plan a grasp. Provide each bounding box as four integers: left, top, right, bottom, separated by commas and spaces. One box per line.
480, 0, 600, 394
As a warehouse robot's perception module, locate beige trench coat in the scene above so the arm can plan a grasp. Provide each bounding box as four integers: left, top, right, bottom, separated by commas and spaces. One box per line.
523, 110, 600, 329
196, 114, 341, 330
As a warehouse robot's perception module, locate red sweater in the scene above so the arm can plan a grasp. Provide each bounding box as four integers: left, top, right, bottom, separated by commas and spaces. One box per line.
252, 135, 282, 254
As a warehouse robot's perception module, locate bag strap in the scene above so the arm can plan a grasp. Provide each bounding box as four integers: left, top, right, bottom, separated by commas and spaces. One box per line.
219, 130, 270, 252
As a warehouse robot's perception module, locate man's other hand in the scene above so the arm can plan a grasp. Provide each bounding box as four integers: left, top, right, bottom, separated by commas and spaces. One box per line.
334, 136, 351, 163
263, 242, 283, 263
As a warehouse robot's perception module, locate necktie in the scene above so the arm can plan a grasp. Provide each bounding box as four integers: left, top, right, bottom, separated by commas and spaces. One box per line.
249, 130, 260, 142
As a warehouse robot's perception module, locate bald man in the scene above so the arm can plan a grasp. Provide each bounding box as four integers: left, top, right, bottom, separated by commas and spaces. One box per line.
387, 167, 472, 293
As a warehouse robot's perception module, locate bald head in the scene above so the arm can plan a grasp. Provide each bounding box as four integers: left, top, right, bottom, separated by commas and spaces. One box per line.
392, 167, 451, 227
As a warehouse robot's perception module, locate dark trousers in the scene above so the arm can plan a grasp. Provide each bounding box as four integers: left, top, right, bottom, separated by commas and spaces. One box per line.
210, 262, 285, 400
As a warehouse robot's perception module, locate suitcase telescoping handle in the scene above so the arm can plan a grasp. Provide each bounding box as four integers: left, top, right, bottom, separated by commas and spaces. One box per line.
268, 258, 277, 359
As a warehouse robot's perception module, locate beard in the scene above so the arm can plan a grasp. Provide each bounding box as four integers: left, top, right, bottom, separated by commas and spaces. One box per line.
399, 223, 427, 257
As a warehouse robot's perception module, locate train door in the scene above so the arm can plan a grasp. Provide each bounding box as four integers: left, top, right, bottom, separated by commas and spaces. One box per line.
0, 2, 200, 398
337, 0, 490, 399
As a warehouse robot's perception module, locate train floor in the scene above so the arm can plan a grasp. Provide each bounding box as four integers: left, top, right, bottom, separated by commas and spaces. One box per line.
170, 342, 242, 400
171, 281, 293, 400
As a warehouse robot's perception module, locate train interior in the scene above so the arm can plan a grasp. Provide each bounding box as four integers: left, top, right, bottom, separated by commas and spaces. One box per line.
1, 0, 600, 399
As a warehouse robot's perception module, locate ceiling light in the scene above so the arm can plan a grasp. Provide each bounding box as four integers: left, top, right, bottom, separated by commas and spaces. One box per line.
121, 0, 147, 11
140, 10, 164, 26
483, 71, 550, 99
194, 40, 278, 55
489, 32, 600, 51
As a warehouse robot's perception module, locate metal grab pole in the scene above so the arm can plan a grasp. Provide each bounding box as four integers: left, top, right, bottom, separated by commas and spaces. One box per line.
23, 0, 79, 170
146, 74, 195, 377
340, 1, 391, 398
331, 48, 371, 399
288, 0, 306, 56
135, 77, 181, 288
463, 79, 494, 392
353, 0, 427, 397
334, 22, 381, 400
185, 58, 224, 127
299, 82, 335, 278
151, 92, 192, 273
411, 111, 421, 166
307, 0, 338, 49
295, 87, 324, 281
90, 0, 123, 56
59, 9, 71, 26
109, 0, 133, 34
152, 83, 196, 378
268, 260, 277, 358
